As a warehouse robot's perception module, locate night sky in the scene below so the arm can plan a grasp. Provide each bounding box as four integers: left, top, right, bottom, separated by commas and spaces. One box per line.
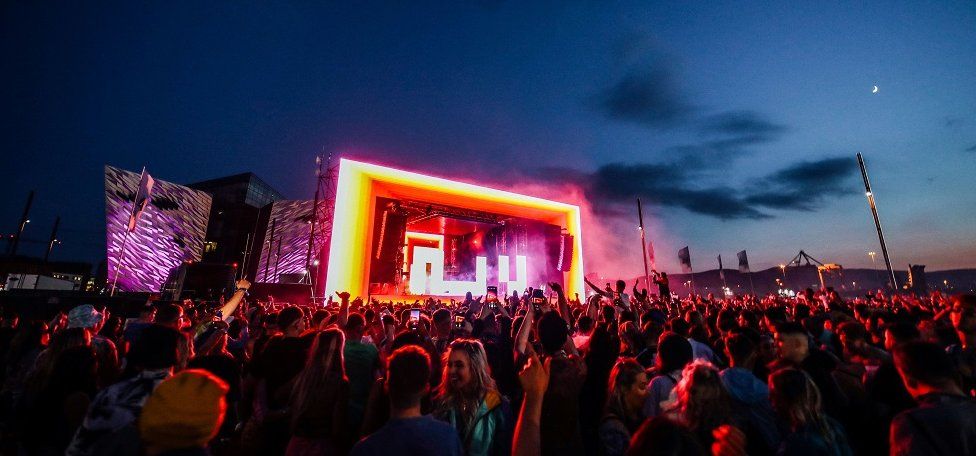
3, 1, 975, 277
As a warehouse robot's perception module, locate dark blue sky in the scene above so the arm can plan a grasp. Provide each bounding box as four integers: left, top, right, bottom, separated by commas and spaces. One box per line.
3, 1, 974, 276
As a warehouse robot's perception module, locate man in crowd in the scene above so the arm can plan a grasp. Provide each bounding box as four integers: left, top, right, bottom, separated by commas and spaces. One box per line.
891, 341, 976, 455
431, 308, 455, 354
350, 346, 462, 456
720, 330, 779, 453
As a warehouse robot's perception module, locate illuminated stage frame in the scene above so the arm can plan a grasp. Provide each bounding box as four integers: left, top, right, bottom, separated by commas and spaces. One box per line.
324, 159, 584, 299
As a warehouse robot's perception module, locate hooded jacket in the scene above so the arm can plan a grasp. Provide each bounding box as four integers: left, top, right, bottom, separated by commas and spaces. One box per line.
440, 390, 512, 456
721, 367, 781, 454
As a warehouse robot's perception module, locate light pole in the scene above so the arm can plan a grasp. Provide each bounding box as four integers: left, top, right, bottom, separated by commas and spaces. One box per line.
857, 153, 897, 290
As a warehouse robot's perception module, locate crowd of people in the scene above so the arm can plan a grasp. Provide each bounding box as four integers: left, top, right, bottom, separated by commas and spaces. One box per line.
1, 275, 975, 456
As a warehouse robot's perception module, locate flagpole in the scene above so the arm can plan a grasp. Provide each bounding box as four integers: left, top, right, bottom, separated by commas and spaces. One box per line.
637, 198, 651, 295
109, 230, 130, 297
110, 167, 146, 297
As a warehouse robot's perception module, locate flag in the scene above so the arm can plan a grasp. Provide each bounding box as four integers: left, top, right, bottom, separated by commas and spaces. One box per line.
127, 168, 155, 232
678, 246, 692, 273
647, 241, 656, 271
737, 250, 750, 273
718, 255, 725, 282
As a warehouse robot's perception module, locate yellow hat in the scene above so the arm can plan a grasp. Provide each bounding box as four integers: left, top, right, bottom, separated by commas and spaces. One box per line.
139, 369, 229, 451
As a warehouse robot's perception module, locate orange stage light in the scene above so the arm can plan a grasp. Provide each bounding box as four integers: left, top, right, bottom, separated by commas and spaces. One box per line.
324, 159, 585, 299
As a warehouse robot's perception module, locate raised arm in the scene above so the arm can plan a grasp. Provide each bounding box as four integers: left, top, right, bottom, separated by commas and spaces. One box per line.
515, 302, 535, 356
218, 279, 251, 323
549, 282, 572, 327
337, 291, 351, 328
513, 353, 549, 456
584, 277, 610, 297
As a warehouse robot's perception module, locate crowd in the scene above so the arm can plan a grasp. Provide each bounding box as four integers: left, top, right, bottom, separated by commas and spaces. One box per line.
0, 275, 975, 456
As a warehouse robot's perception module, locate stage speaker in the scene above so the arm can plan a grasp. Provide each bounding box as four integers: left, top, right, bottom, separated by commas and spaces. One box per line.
554, 233, 574, 272
369, 203, 408, 283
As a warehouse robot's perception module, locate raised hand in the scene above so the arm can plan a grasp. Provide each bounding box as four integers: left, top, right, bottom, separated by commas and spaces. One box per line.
518, 352, 550, 399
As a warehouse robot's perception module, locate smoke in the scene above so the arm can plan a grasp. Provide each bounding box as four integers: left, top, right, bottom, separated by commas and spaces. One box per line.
496, 180, 666, 281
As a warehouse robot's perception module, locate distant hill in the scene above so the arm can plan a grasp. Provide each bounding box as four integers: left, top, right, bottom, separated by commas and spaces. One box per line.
591, 266, 976, 297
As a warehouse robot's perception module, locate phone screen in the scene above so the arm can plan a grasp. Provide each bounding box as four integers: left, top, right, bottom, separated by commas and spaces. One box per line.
486, 286, 498, 302
454, 315, 465, 327
409, 309, 420, 322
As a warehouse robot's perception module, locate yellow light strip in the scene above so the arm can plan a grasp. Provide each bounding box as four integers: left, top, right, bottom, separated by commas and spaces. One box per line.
404, 231, 445, 245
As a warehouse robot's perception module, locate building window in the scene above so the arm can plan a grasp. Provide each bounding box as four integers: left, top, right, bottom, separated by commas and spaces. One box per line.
204, 241, 218, 253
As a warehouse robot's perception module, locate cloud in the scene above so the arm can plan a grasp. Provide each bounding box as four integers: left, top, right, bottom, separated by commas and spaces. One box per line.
534, 157, 857, 219
538, 162, 766, 220
744, 157, 858, 211
698, 111, 787, 137
965, 143, 976, 153
663, 134, 776, 169
592, 66, 694, 128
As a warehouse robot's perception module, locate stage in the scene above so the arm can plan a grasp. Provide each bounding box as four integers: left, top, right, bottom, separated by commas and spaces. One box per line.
323, 159, 585, 300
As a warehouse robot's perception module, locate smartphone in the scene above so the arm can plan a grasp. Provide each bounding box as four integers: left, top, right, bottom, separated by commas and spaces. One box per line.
486, 286, 498, 303
532, 297, 544, 312
454, 315, 465, 328
408, 309, 421, 328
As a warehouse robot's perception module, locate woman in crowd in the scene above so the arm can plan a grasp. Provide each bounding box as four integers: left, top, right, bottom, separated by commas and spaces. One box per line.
286, 328, 350, 455
769, 368, 853, 456
599, 357, 648, 456
665, 360, 743, 452
434, 338, 511, 456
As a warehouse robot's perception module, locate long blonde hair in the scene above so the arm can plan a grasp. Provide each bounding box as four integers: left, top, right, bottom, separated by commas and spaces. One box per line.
605, 357, 646, 429
667, 359, 733, 441
435, 339, 497, 428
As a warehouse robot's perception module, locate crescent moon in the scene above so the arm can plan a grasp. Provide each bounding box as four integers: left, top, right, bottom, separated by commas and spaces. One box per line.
872, 85, 879, 94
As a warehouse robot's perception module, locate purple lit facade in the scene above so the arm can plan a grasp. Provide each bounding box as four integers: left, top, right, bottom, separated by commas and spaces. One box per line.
254, 200, 323, 283
105, 166, 212, 292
